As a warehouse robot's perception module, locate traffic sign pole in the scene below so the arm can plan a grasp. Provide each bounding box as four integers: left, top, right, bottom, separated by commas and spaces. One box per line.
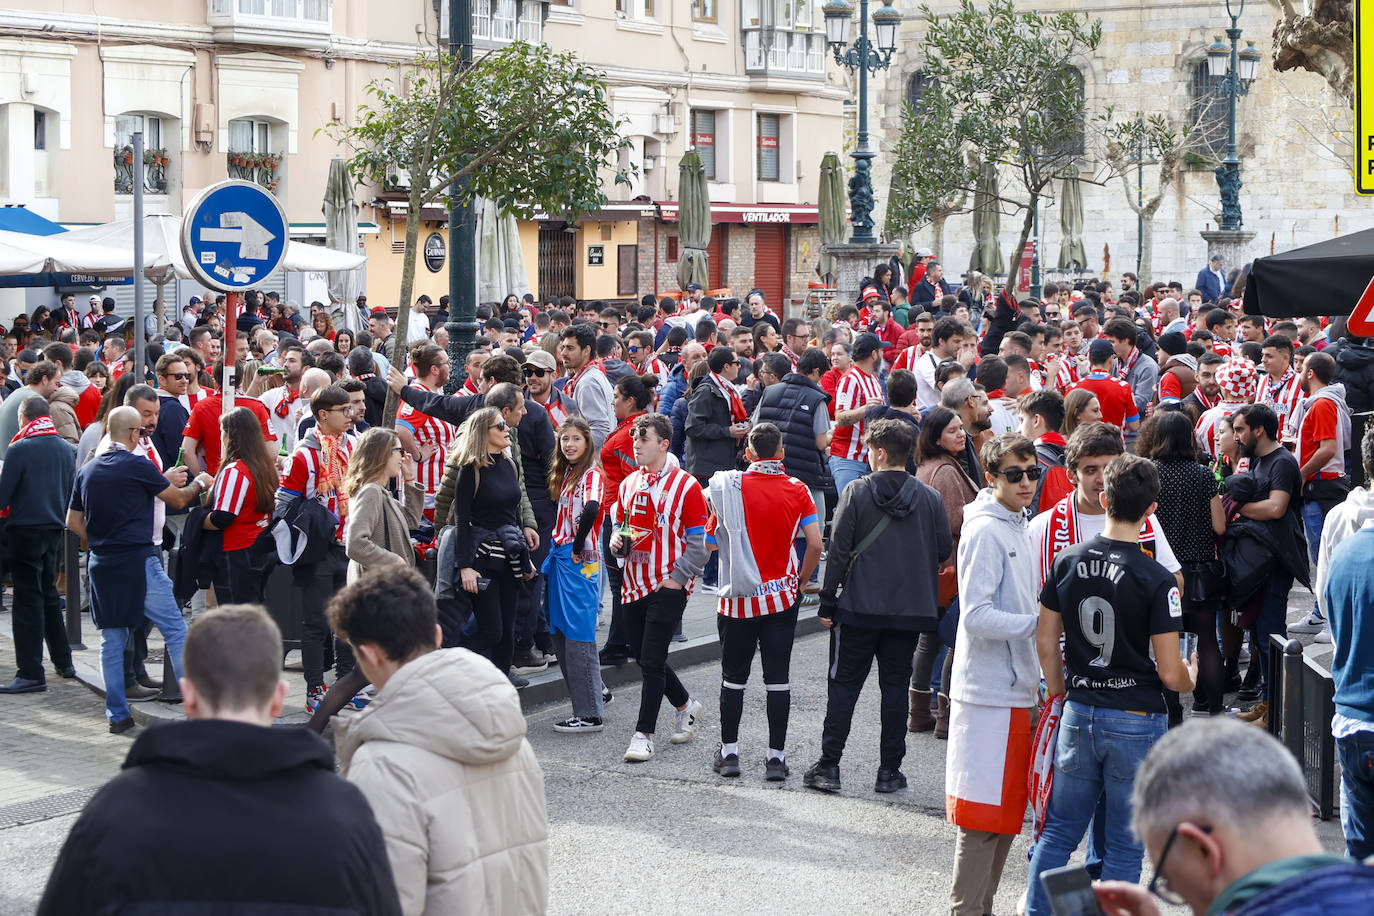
223, 291, 240, 412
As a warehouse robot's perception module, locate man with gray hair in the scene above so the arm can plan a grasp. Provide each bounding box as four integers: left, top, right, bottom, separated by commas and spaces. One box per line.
940, 377, 991, 481
1092, 719, 1372, 916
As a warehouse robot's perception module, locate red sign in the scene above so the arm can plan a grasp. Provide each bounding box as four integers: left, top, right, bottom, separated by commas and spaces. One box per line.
692, 132, 713, 147
1352, 274, 1374, 336
1017, 242, 1036, 293
757, 136, 778, 149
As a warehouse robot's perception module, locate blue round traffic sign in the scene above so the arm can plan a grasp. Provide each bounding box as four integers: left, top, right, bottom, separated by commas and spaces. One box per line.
180, 180, 289, 292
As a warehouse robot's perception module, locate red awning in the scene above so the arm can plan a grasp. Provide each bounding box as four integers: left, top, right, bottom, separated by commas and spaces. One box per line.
656, 201, 821, 225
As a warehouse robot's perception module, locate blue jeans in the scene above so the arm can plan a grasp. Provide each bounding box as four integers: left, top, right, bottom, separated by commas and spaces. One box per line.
829, 456, 869, 498
1338, 729, 1374, 860
1300, 499, 1327, 615
100, 556, 187, 723
1025, 701, 1168, 916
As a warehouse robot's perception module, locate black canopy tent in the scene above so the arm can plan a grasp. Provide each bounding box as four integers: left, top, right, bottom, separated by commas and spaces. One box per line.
1243, 228, 1374, 319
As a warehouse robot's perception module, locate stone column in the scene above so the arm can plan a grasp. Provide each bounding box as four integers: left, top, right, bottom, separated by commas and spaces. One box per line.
822, 241, 899, 315
1199, 229, 1257, 284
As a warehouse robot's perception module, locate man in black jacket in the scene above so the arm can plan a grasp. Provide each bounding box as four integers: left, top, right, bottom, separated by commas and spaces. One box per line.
685, 346, 747, 481
38, 606, 401, 915
0, 399, 76, 693
804, 418, 952, 795
347, 345, 388, 428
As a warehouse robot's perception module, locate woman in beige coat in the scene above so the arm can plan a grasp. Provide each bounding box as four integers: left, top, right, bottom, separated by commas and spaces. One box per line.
305, 427, 423, 732
911, 406, 980, 737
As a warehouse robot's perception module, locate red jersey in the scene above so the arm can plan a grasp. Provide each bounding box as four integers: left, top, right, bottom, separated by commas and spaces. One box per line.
396, 384, 457, 508
182, 391, 274, 475
830, 366, 885, 461
279, 437, 354, 540
889, 344, 926, 374
615, 465, 708, 604
553, 466, 604, 551
1071, 373, 1139, 429
74, 384, 102, 428
705, 467, 817, 618
1297, 395, 1342, 482
599, 413, 642, 517
214, 459, 270, 551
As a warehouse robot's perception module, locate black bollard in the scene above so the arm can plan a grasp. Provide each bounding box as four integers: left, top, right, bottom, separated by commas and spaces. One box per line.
156, 650, 181, 703
1281, 638, 1304, 759
63, 529, 84, 650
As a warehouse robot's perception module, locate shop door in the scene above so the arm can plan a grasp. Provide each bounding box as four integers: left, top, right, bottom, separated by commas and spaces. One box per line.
753, 224, 787, 312
538, 226, 576, 300
706, 226, 725, 289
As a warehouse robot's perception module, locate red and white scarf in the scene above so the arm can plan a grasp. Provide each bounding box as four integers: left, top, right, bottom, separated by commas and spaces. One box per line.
1114, 347, 1141, 382
317, 433, 350, 521
273, 385, 301, 418
709, 371, 748, 422
564, 358, 606, 397
1039, 494, 1157, 583
1193, 386, 1217, 411
10, 416, 57, 444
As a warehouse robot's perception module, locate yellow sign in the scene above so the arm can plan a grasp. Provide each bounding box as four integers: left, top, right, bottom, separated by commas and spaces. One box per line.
1359, 0, 1374, 193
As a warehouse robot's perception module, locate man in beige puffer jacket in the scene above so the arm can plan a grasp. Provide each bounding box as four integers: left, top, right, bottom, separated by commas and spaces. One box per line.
331, 567, 550, 916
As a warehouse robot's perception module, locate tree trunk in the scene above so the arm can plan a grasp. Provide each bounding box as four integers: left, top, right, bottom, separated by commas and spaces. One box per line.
1006, 192, 1037, 295
382, 187, 424, 427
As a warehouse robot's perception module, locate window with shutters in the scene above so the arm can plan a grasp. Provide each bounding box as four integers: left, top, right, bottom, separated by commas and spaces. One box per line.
756, 113, 780, 182
691, 109, 717, 181
907, 72, 939, 118
667, 235, 679, 262
1187, 60, 1227, 163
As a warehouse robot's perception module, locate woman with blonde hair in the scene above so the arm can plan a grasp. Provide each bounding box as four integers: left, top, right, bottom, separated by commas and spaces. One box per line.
544, 416, 609, 731
312, 309, 337, 343
343, 427, 422, 583
451, 406, 535, 686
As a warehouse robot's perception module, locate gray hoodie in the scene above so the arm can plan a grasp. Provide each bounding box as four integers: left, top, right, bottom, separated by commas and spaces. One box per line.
950, 488, 1040, 708
1290, 382, 1350, 478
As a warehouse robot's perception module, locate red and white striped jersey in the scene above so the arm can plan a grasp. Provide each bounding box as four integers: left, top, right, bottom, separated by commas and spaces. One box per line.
829, 366, 884, 461
214, 459, 269, 551
1195, 402, 1245, 460
705, 469, 817, 618
396, 384, 457, 508
553, 466, 604, 551
1257, 368, 1304, 440
1055, 356, 1084, 394
889, 344, 925, 374
615, 466, 708, 604
279, 438, 354, 538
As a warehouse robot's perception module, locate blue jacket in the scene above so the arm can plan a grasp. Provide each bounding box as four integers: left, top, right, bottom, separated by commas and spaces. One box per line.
1324, 525, 1374, 723
1219, 856, 1374, 916
0, 433, 76, 529
1195, 266, 1225, 303
658, 363, 690, 418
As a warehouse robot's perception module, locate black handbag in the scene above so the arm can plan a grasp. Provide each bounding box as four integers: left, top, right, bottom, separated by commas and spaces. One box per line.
1180, 558, 1228, 610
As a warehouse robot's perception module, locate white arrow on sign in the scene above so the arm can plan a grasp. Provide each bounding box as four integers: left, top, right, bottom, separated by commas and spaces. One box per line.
200, 211, 276, 261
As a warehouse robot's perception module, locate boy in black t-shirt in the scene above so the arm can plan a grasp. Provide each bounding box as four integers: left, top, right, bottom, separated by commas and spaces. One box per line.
1023, 454, 1197, 916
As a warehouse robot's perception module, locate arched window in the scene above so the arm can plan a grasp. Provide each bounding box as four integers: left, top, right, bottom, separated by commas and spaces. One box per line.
907, 71, 938, 117
1049, 67, 1086, 157
1188, 60, 1227, 161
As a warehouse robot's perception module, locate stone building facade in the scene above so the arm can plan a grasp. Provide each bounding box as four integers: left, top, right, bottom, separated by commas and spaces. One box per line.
866, 0, 1358, 289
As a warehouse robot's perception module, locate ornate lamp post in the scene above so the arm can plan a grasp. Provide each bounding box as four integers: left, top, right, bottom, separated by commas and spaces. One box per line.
824, 0, 902, 245
1205, 0, 1261, 231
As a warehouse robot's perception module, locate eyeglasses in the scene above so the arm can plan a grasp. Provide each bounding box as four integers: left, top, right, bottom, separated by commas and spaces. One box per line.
598, 322, 613, 330
990, 465, 1043, 483
1148, 824, 1211, 905
523, 367, 549, 378
322, 406, 352, 414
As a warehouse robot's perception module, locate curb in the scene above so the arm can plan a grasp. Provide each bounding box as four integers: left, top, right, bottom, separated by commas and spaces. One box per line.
71, 603, 830, 724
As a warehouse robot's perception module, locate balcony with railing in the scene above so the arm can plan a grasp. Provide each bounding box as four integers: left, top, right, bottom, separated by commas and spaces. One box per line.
227, 150, 282, 192
113, 147, 169, 195
208, 0, 333, 50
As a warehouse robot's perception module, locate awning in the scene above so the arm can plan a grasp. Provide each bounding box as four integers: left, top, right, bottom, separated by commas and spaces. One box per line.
290, 221, 381, 238
1243, 229, 1374, 319
0, 206, 66, 236
381, 201, 450, 224
656, 201, 821, 225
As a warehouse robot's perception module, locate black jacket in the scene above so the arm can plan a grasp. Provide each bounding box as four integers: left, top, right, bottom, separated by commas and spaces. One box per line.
754, 373, 831, 489
172, 505, 223, 605
360, 374, 388, 428
684, 378, 740, 477
38, 720, 401, 916
1329, 338, 1374, 415
0, 433, 75, 528
819, 470, 953, 629
153, 394, 190, 469
911, 276, 953, 306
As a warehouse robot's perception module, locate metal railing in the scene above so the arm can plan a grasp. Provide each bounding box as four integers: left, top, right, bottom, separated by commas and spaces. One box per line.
1268, 635, 1338, 820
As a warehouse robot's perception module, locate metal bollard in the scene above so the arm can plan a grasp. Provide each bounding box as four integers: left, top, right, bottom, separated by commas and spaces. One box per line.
63, 529, 84, 650
1281, 638, 1304, 760
156, 650, 181, 703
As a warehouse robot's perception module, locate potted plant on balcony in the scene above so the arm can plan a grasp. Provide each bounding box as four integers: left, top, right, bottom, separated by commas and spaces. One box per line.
117, 146, 134, 165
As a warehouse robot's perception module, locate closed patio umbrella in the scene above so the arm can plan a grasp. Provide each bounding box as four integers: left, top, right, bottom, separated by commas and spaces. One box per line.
324, 157, 363, 332
969, 163, 1002, 277
817, 151, 845, 284
475, 197, 531, 305
676, 149, 710, 291
1057, 166, 1088, 272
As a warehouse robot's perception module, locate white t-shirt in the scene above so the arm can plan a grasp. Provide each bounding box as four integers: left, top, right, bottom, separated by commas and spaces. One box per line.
258, 386, 311, 455
1028, 506, 1180, 589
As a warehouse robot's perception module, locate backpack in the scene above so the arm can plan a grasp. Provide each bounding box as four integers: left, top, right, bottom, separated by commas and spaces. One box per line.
1030, 442, 1071, 515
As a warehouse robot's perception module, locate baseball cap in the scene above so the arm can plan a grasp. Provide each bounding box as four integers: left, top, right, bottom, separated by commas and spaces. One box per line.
685, 283, 703, 292
1087, 338, 1116, 365
861, 286, 881, 302
524, 348, 557, 371
369, 306, 389, 318
915, 247, 933, 258
88, 295, 100, 304
852, 331, 893, 360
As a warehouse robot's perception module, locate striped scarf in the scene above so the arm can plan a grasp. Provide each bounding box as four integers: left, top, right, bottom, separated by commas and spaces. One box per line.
318, 434, 349, 520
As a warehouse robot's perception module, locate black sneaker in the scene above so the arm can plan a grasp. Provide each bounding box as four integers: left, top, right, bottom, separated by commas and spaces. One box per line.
507, 671, 530, 689
712, 748, 741, 777
803, 760, 841, 792
512, 649, 549, 676
765, 758, 789, 782
602, 688, 614, 706
553, 716, 603, 733
874, 767, 908, 794
599, 648, 630, 666
1236, 684, 1262, 702
109, 716, 137, 735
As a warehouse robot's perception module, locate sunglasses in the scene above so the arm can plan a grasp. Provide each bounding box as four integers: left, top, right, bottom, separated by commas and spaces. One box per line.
523, 367, 549, 378
164, 372, 191, 381
598, 322, 613, 329
494, 421, 509, 432
991, 466, 1043, 483
631, 429, 660, 441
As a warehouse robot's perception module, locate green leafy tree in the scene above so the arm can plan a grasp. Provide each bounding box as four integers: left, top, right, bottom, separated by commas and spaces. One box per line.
917, 0, 1102, 282
1099, 112, 1183, 287
327, 42, 631, 421
885, 81, 975, 260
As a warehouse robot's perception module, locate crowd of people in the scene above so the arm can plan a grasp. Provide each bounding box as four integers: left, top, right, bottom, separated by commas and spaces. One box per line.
3, 255, 1374, 914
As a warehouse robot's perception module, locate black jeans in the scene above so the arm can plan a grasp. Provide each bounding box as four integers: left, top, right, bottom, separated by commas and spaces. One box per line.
459, 553, 521, 675
624, 587, 691, 735
515, 499, 556, 654
601, 518, 632, 657
1252, 571, 1293, 702
299, 552, 352, 690
718, 605, 799, 749
7, 526, 70, 682
820, 623, 920, 771
213, 548, 262, 606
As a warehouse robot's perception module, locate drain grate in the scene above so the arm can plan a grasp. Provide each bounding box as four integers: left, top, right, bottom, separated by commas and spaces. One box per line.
0, 787, 99, 830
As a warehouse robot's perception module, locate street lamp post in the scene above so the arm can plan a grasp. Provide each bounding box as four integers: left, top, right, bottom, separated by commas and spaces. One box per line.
1206, 0, 1261, 231
1128, 116, 1160, 276
824, 1, 902, 245
444, 0, 478, 392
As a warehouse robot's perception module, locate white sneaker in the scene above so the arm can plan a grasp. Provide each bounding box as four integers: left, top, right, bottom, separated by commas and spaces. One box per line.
1289, 611, 1327, 634
670, 698, 703, 744
624, 732, 654, 762
1313, 628, 1333, 644
1016, 888, 1027, 916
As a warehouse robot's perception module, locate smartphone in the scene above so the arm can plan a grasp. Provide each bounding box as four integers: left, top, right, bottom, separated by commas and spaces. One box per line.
1181, 631, 1198, 661
1039, 864, 1106, 916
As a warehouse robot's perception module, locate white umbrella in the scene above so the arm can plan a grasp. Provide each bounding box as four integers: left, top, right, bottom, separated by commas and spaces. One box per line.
324, 157, 363, 332
0, 228, 135, 275
475, 197, 530, 305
